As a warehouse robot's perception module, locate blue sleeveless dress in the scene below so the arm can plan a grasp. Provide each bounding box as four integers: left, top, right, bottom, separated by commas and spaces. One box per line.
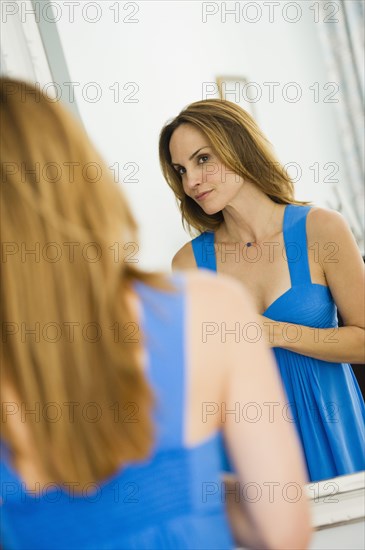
0, 277, 234, 549
192, 204, 365, 482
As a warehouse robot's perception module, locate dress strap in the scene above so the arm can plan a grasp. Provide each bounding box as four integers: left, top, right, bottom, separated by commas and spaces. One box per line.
283, 204, 313, 287
191, 232, 217, 271
134, 275, 186, 449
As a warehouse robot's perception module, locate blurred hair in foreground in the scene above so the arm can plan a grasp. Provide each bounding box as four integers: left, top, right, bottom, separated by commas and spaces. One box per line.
0, 77, 170, 487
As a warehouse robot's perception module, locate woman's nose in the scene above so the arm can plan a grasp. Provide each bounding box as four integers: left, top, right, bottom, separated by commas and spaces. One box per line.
184, 168, 202, 190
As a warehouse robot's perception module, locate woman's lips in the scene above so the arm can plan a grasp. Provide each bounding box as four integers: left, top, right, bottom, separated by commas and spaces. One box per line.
195, 190, 212, 201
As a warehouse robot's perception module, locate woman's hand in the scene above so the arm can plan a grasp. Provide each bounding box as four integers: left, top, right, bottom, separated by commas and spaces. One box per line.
256, 314, 283, 348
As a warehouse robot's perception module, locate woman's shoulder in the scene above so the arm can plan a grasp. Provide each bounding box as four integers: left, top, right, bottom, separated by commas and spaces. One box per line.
172, 232, 215, 271
306, 206, 350, 241
171, 240, 197, 270
182, 269, 257, 322
304, 206, 359, 271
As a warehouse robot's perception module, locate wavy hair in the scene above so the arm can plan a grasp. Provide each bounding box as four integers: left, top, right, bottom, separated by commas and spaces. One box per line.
159, 99, 311, 234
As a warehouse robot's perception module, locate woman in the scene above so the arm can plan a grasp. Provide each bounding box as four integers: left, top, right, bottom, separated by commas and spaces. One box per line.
0, 79, 311, 549
159, 99, 365, 483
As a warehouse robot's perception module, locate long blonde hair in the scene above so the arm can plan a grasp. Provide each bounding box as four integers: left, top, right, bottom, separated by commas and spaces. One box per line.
0, 78, 168, 487
159, 99, 311, 234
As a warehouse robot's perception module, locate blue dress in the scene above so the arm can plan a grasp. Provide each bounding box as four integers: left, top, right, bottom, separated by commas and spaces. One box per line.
191, 204, 365, 482
0, 277, 234, 549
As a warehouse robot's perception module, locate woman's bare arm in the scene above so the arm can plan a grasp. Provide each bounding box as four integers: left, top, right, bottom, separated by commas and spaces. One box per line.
190, 274, 312, 549
226, 285, 311, 548
262, 208, 365, 363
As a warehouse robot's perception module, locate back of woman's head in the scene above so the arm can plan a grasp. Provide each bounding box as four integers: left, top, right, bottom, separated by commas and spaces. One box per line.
0, 78, 157, 486
159, 99, 309, 234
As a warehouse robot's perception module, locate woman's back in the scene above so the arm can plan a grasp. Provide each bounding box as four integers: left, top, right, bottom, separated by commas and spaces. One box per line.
1, 272, 310, 549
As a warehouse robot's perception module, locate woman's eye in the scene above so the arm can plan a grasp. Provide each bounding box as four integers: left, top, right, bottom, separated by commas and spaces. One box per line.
174, 166, 185, 176
198, 155, 209, 164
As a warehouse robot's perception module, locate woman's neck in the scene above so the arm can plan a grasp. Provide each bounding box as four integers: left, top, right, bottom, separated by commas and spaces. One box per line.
217, 186, 284, 244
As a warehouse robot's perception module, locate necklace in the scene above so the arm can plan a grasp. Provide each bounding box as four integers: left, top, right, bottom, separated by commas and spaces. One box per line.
244, 203, 277, 247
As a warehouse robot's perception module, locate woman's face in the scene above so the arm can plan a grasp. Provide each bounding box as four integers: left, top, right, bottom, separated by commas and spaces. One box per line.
169, 123, 244, 215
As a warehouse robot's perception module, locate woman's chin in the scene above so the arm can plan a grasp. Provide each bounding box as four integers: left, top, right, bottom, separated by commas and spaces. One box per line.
201, 205, 221, 216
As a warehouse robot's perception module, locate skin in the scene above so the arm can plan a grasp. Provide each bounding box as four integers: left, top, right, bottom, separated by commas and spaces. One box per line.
170, 124, 365, 364
4, 274, 312, 549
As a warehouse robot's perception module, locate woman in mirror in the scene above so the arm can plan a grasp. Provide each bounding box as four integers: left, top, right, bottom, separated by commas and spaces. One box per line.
0, 79, 311, 549
159, 99, 365, 483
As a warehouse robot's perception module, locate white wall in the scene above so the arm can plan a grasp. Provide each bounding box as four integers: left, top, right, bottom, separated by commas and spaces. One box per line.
54, 0, 345, 270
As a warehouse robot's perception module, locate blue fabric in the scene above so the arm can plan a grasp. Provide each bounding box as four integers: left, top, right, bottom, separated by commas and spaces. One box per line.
0, 276, 234, 550
192, 204, 365, 482
191, 231, 217, 271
